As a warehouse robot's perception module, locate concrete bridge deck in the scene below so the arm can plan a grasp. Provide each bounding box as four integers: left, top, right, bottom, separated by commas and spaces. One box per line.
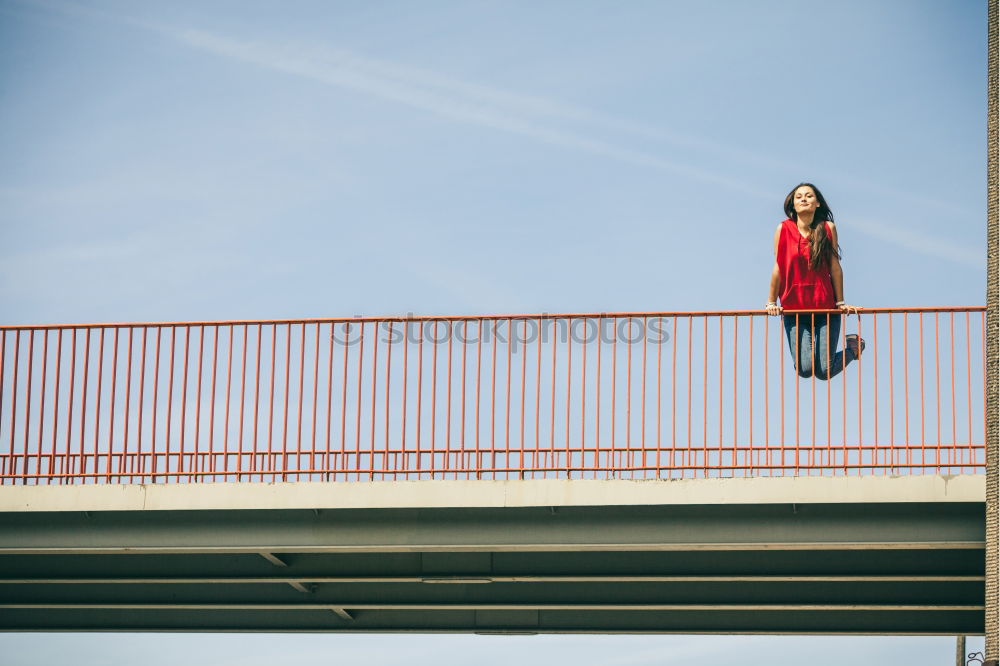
0, 475, 986, 634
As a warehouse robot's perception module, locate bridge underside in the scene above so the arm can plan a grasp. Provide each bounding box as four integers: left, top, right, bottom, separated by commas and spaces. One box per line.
0, 476, 986, 634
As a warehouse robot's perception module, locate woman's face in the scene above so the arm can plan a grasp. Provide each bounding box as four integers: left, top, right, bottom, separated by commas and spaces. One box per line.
792, 186, 820, 217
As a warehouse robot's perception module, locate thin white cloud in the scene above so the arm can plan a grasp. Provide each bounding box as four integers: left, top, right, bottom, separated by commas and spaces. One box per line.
847, 217, 982, 268
128, 29, 1000, 269
5, 2, 983, 268
172, 29, 770, 200
169, 30, 974, 218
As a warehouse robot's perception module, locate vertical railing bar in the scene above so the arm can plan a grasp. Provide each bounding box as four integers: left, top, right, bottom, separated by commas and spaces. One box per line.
34, 331, 49, 485
536, 317, 544, 478
565, 317, 572, 479
718, 316, 724, 476
934, 312, 942, 472
595, 318, 602, 479
165, 328, 176, 483
416, 322, 424, 476
872, 314, 879, 474
236, 325, 249, 481
888, 315, 895, 473
106, 329, 119, 483
254, 324, 278, 482
767, 315, 784, 476
919, 314, 926, 473
522, 319, 529, 479
856, 315, 863, 475
296, 323, 307, 480
179, 326, 192, 482
369, 320, 380, 481
50, 330, 62, 485
251, 324, 262, 479
325, 323, 335, 481
491, 319, 499, 480
966, 312, 974, 465
310, 323, 320, 480
0, 330, 5, 482
370, 322, 380, 481
355, 322, 365, 481
825, 313, 831, 473
795, 312, 816, 476
656, 316, 663, 477
611, 318, 618, 479
641, 315, 648, 477
627, 316, 633, 462
950, 313, 957, 471
686, 318, 692, 476
904, 315, 910, 469
264, 323, 277, 480
339, 323, 350, 479
475, 320, 483, 480
135, 328, 147, 483
732, 316, 738, 477
7, 332, 20, 482
551, 318, 558, 477
385, 321, 394, 481
671, 317, 678, 473
224, 326, 234, 481
281, 324, 292, 481
192, 326, 204, 481
840, 317, 849, 473
150, 341, 160, 484
118, 328, 133, 481
748, 315, 754, 476
697, 318, 707, 475
63, 329, 77, 483
578, 319, 587, 477
793, 315, 800, 477
460, 321, 468, 479
21, 331, 34, 485
807, 313, 814, 475
205, 324, 219, 474
445, 321, 453, 478
506, 319, 514, 480
763, 315, 769, 475
431, 321, 439, 477
400, 322, 409, 479
698, 318, 706, 476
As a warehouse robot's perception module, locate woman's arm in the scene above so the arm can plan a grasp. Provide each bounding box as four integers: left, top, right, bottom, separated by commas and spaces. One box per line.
767, 224, 782, 315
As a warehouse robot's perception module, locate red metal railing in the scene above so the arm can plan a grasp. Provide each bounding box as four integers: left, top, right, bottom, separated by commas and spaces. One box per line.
0, 307, 987, 484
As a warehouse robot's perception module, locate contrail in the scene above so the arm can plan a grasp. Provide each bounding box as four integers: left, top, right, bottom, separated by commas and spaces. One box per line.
848, 217, 982, 269
174, 29, 770, 199
5, 1, 984, 267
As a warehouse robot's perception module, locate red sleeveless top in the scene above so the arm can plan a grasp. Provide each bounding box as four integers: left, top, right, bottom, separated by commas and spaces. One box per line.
776, 218, 835, 311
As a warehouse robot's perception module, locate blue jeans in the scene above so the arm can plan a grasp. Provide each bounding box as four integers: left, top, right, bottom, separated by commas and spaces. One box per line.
782, 313, 853, 380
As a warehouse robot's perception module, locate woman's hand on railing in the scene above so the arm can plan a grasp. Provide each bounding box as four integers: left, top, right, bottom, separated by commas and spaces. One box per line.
836, 301, 860, 315
765, 301, 782, 316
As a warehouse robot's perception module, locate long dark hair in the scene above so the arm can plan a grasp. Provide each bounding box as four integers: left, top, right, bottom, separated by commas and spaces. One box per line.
783, 182, 841, 270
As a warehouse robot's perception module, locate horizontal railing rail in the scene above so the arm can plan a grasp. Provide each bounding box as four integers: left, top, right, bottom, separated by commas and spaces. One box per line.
0, 307, 987, 484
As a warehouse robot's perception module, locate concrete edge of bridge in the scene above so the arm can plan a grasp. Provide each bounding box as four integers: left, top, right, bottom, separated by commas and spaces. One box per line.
0, 474, 986, 513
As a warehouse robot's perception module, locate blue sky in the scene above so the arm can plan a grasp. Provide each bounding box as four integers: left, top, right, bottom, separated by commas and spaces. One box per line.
0, 0, 986, 327
0, 0, 990, 662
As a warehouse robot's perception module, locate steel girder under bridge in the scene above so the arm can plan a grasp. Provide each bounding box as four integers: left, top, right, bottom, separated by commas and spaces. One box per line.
0, 475, 986, 634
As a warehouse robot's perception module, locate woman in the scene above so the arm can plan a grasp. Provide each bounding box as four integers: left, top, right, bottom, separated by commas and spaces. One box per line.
765, 183, 864, 380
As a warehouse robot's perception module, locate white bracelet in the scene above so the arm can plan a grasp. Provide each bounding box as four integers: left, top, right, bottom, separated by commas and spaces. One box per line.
835, 300, 845, 306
